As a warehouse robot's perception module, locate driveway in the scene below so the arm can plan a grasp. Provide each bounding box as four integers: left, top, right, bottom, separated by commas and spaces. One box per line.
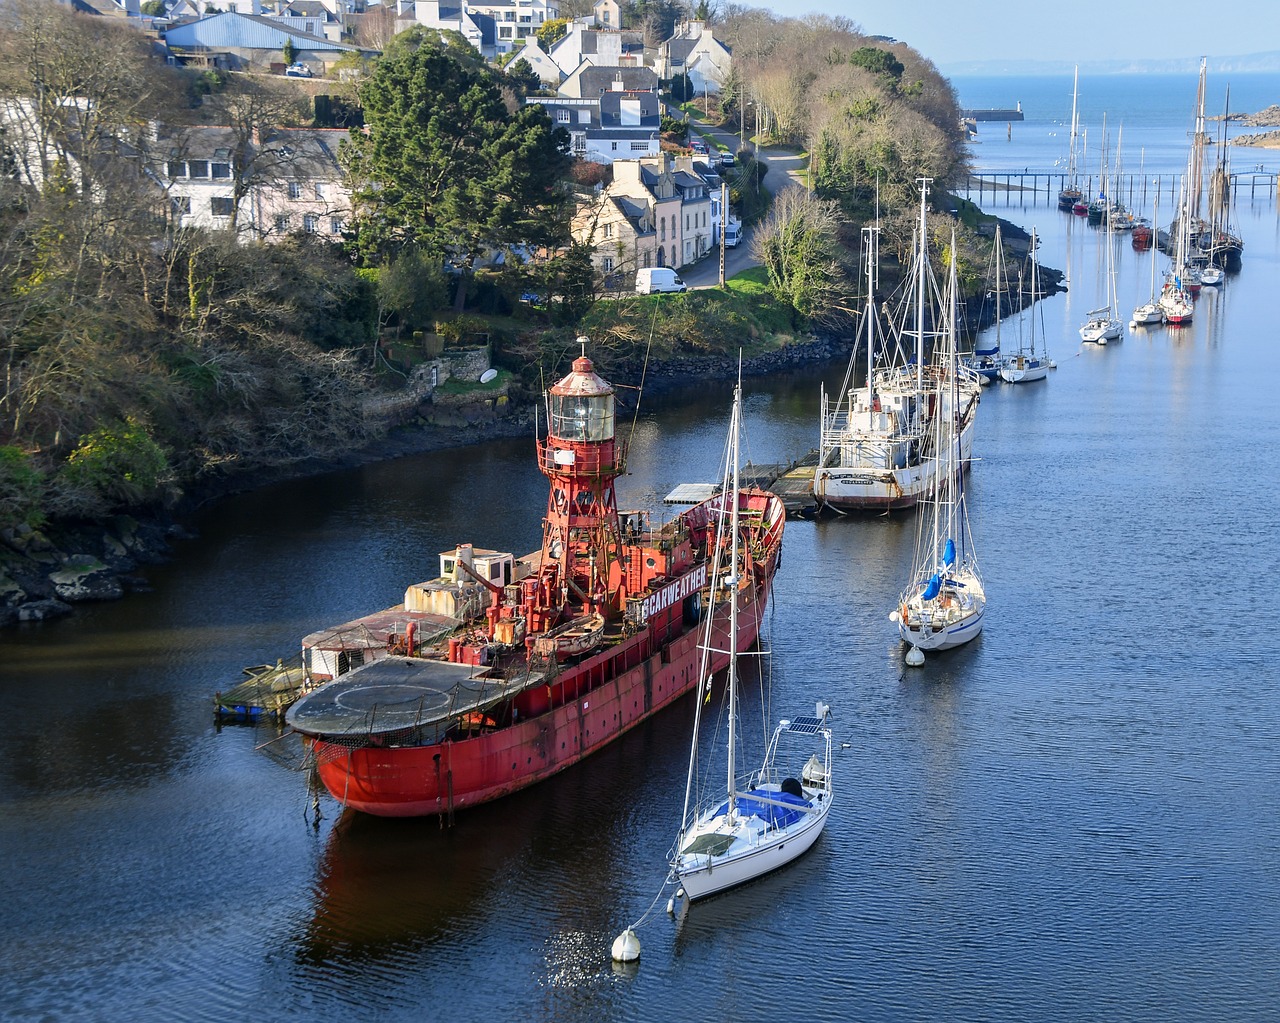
678, 116, 808, 290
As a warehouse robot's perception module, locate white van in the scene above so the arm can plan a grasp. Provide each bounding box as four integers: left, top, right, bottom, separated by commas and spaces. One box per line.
635, 267, 687, 294
723, 221, 741, 248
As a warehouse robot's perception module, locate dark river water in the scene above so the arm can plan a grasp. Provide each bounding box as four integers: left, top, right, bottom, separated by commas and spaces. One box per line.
5, 88, 1280, 1021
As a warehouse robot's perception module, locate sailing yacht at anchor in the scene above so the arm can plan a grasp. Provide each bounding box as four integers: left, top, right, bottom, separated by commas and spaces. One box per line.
892, 233, 986, 655
999, 229, 1052, 384
667, 376, 834, 902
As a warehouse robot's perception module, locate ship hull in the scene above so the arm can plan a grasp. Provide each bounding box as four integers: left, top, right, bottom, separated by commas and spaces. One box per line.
306, 573, 774, 817
814, 407, 977, 512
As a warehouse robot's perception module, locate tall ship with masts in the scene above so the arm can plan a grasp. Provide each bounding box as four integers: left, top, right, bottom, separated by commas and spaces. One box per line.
286, 348, 785, 818
813, 180, 981, 512
1058, 66, 1083, 212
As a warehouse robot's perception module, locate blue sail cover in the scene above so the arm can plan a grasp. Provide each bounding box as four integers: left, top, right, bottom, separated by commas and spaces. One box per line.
974, 338, 999, 357
714, 791, 810, 830
943, 538, 956, 567
922, 572, 941, 601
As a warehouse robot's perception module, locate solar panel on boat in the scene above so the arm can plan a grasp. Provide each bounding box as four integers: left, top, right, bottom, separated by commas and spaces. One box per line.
784, 716, 823, 734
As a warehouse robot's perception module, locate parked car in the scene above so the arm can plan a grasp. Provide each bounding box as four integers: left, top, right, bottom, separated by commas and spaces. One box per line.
635, 267, 687, 294
720, 150, 735, 167
691, 140, 708, 155
724, 221, 742, 248
285, 63, 313, 78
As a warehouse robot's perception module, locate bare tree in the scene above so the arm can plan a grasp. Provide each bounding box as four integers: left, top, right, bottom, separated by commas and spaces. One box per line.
199, 74, 314, 235
0, 0, 180, 196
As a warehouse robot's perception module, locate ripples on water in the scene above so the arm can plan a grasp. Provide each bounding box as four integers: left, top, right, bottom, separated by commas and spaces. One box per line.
5, 79, 1280, 1022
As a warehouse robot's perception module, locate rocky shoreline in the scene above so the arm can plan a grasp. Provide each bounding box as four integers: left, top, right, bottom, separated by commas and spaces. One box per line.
0, 335, 851, 626
1232, 129, 1280, 149
1219, 104, 1280, 127
1, 208, 1052, 628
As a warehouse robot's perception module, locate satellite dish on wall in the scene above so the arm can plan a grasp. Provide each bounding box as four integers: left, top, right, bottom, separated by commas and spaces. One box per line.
480, 369, 498, 384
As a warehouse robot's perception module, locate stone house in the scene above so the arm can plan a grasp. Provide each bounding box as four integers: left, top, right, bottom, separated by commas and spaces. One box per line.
573, 154, 716, 283
590, 0, 619, 29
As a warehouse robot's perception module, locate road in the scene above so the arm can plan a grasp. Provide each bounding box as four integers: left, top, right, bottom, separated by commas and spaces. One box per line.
678, 117, 807, 290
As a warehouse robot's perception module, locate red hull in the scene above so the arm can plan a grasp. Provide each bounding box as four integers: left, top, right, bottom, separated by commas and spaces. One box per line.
307, 581, 773, 816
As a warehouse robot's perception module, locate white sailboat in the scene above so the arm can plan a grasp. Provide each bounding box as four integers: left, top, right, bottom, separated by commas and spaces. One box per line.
813, 179, 981, 511
669, 378, 834, 903
964, 224, 1006, 384
1132, 193, 1163, 326
1080, 169, 1124, 344
1159, 178, 1195, 326
999, 229, 1051, 383
892, 235, 986, 655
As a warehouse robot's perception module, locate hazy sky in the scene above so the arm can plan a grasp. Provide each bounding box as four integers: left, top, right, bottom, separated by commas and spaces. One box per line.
753, 1, 1276, 68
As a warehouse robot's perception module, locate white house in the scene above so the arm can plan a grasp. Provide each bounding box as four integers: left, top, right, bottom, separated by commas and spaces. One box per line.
656, 20, 731, 95
505, 37, 563, 88
160, 125, 351, 240
528, 88, 659, 165
465, 0, 559, 54
547, 20, 648, 76
403, 2, 494, 57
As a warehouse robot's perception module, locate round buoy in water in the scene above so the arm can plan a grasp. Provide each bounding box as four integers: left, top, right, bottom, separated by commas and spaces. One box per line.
611, 928, 641, 963
888, 610, 900, 623
905, 646, 925, 667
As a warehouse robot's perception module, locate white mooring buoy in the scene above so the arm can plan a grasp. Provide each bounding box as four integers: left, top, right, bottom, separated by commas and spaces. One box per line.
611, 928, 641, 963
905, 646, 925, 667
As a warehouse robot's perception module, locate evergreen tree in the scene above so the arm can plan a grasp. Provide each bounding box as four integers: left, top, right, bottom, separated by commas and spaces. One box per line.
342, 30, 572, 305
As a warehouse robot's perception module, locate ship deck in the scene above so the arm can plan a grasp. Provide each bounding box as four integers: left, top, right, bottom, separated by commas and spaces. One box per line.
287, 656, 539, 737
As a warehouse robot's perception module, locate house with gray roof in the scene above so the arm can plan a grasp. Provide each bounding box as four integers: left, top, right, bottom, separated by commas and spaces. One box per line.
163, 11, 363, 71
264, 0, 344, 42
528, 88, 659, 165
158, 124, 351, 240
557, 63, 658, 100
402, 2, 495, 58
546, 22, 647, 76
572, 153, 716, 284
505, 38, 563, 89
656, 20, 730, 95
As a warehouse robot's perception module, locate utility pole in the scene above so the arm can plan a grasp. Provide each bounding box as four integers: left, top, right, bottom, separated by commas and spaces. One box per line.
719, 180, 727, 287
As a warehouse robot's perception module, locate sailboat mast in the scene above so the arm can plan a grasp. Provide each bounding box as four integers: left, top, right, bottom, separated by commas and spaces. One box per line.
725, 376, 742, 810
915, 178, 929, 396
1068, 65, 1079, 185
1028, 229, 1038, 357
865, 225, 877, 431
1191, 58, 1207, 224
945, 235, 959, 553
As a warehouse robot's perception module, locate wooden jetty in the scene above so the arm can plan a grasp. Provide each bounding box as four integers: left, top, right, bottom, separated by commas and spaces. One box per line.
663, 451, 820, 518
960, 170, 1278, 207
741, 450, 819, 518
214, 656, 310, 723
